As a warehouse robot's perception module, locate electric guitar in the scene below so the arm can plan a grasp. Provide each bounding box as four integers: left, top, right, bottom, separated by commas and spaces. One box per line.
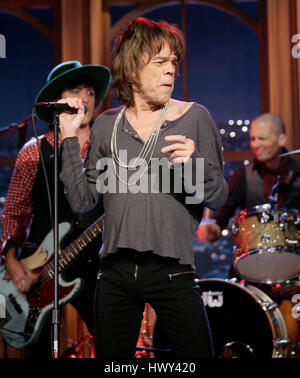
0, 215, 104, 349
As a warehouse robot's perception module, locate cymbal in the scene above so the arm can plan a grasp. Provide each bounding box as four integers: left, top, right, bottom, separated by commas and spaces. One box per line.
280, 149, 300, 157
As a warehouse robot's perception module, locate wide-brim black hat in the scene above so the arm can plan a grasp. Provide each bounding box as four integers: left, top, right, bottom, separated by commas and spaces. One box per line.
34, 60, 111, 122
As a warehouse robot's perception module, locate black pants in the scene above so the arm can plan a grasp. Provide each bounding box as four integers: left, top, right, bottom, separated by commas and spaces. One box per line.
94, 250, 214, 359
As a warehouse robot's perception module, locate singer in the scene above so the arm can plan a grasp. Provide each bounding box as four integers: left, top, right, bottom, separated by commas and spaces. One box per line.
59, 18, 228, 358
0, 60, 111, 358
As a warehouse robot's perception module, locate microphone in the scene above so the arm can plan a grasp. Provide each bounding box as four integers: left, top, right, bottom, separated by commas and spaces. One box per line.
35, 102, 88, 123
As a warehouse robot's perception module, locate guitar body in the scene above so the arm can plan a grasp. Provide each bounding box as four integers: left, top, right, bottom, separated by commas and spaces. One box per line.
0, 222, 83, 349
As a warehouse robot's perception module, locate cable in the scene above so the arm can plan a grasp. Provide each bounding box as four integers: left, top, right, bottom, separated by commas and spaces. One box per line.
31, 108, 54, 232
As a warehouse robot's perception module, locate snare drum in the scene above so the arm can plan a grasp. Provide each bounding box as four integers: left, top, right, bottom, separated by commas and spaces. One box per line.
153, 279, 290, 358
232, 204, 300, 283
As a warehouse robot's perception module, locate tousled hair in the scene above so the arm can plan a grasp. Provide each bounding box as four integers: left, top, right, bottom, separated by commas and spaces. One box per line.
111, 17, 186, 107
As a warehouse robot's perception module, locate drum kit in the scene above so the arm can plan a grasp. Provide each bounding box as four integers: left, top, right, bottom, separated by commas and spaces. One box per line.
137, 150, 300, 358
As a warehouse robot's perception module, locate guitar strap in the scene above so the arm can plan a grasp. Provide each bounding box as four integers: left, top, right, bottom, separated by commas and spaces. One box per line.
20, 138, 74, 259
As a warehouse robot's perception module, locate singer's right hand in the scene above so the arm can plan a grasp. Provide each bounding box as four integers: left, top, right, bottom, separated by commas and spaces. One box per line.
57, 97, 85, 140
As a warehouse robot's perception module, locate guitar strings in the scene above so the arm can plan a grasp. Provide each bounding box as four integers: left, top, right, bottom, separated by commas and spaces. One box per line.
22, 222, 104, 301
12, 264, 52, 303
24, 249, 73, 301
13, 220, 104, 306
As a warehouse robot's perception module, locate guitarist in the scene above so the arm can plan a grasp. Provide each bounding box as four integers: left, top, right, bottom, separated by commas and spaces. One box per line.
0, 61, 111, 358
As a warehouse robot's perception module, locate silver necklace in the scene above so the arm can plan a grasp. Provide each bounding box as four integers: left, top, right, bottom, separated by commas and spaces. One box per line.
111, 102, 169, 186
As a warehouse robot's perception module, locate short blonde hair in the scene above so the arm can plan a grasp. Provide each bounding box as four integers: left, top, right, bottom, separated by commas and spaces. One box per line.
111, 17, 186, 107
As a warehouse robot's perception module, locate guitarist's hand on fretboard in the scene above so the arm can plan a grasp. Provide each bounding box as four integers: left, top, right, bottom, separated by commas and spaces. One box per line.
5, 246, 39, 295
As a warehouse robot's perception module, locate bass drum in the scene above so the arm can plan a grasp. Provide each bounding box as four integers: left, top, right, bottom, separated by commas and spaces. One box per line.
153, 279, 290, 358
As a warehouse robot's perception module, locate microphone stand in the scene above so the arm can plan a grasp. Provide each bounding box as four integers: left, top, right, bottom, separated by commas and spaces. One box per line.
0, 116, 37, 149
51, 111, 60, 358
0, 116, 36, 137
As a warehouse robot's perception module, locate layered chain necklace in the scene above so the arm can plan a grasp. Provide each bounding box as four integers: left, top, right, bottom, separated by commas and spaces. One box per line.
111, 102, 169, 186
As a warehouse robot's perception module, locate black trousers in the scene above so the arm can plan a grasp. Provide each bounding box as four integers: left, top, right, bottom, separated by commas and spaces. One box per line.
94, 250, 214, 359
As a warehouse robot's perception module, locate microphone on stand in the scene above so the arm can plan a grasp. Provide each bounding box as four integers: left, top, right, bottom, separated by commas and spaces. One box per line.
34, 102, 88, 123
33, 101, 88, 358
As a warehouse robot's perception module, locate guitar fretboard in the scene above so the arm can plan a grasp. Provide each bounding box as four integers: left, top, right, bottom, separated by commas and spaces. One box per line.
44, 215, 104, 278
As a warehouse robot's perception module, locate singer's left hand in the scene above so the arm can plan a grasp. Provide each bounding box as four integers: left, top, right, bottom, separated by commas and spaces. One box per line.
161, 135, 195, 163
58, 97, 85, 140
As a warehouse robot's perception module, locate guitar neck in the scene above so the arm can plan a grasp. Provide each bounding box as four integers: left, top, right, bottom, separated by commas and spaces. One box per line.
45, 215, 104, 277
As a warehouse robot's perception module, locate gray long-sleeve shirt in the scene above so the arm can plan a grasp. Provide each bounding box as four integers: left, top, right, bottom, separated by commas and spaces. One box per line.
60, 102, 228, 266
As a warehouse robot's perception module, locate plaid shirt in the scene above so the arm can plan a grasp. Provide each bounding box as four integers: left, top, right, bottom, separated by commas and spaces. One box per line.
0, 131, 89, 255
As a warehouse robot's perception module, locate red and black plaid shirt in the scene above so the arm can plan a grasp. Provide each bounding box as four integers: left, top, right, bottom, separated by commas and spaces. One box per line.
1, 131, 89, 255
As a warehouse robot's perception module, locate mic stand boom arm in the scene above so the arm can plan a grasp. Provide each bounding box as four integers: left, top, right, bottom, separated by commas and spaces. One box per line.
0, 116, 36, 137
0, 116, 37, 149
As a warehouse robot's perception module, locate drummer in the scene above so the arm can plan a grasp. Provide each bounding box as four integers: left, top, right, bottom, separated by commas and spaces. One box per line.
198, 113, 300, 354
198, 113, 300, 243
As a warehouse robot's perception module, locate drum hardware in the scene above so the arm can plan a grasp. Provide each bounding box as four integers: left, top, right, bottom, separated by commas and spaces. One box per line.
268, 176, 280, 204
228, 277, 245, 286
279, 212, 288, 221
232, 246, 239, 255
231, 223, 239, 235
259, 212, 270, 224
221, 341, 254, 358
278, 214, 287, 231
228, 277, 239, 283
273, 338, 291, 348
238, 279, 246, 287
257, 299, 278, 312
289, 342, 300, 358
260, 203, 272, 211
261, 233, 271, 244
285, 238, 299, 246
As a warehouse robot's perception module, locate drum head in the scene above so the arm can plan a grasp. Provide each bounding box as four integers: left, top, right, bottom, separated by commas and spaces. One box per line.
235, 250, 300, 283
153, 279, 278, 358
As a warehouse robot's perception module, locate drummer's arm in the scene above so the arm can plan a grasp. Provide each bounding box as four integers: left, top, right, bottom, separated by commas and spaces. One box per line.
198, 166, 246, 242
198, 222, 222, 242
